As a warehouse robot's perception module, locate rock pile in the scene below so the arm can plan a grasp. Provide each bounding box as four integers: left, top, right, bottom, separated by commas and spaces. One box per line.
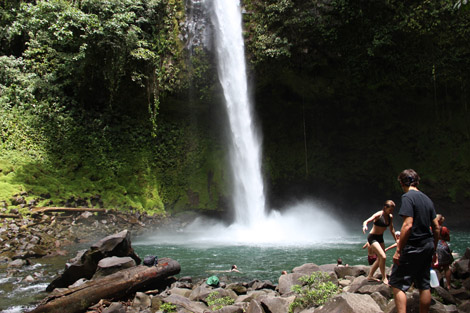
0, 209, 166, 263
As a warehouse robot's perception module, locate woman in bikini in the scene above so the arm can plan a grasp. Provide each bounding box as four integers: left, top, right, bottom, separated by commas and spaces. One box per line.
362, 200, 398, 284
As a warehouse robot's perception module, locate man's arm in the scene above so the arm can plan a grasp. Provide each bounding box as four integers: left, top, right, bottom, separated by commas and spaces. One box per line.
393, 216, 413, 265
431, 217, 440, 249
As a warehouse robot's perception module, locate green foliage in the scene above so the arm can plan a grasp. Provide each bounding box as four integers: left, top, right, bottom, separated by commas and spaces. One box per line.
160, 302, 177, 313
289, 272, 339, 313
206, 291, 235, 311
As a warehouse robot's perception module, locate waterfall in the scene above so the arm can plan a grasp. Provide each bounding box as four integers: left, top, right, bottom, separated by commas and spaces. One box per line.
156, 0, 346, 245
210, 0, 266, 226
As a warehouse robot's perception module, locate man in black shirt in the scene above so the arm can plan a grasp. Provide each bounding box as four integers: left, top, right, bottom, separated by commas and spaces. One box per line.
389, 169, 440, 313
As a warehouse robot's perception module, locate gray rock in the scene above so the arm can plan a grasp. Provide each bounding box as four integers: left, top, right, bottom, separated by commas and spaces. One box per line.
103, 302, 126, 313
46, 229, 140, 291
449, 287, 470, 300
250, 280, 275, 291
170, 287, 193, 298
8, 258, 28, 268
260, 296, 295, 313
292, 263, 321, 275
278, 272, 306, 295
245, 299, 264, 313
189, 284, 214, 301
370, 291, 389, 311
212, 303, 248, 313
93, 256, 136, 278
164, 294, 208, 313
227, 282, 247, 295
334, 265, 368, 279
433, 286, 458, 305
458, 300, 470, 312
132, 292, 151, 310
318, 263, 337, 273
356, 281, 392, 298
315, 292, 382, 313
454, 259, 470, 279
347, 275, 369, 293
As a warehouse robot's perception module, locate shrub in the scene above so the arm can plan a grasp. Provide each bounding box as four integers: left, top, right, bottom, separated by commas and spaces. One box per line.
160, 302, 177, 313
289, 272, 339, 313
206, 291, 235, 311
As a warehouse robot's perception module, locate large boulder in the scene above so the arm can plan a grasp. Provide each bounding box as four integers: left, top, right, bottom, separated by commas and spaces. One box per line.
292, 263, 321, 275
356, 281, 392, 298
334, 265, 368, 279
46, 230, 140, 291
454, 259, 470, 279
260, 296, 295, 313
315, 292, 382, 313
245, 299, 264, 313
278, 272, 305, 295
163, 294, 208, 313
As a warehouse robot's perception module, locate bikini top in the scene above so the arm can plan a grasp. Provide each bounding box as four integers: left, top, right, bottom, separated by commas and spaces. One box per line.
373, 214, 390, 227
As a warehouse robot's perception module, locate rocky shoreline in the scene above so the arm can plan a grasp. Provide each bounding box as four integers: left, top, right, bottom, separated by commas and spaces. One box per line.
2, 211, 470, 313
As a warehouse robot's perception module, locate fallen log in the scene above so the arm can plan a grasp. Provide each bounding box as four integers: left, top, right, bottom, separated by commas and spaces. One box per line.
28, 258, 180, 313
0, 214, 21, 218
31, 207, 106, 213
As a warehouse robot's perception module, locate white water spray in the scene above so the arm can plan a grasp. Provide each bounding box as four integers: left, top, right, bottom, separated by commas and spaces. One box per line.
210, 0, 266, 226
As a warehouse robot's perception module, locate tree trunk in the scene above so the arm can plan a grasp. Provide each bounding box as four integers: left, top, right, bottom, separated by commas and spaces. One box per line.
28, 258, 180, 313
31, 207, 106, 213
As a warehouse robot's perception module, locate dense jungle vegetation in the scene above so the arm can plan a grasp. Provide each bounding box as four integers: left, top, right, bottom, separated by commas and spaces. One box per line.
1, 0, 469, 223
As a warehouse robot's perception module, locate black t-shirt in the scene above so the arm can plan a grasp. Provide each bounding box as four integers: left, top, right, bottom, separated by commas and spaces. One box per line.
399, 189, 436, 244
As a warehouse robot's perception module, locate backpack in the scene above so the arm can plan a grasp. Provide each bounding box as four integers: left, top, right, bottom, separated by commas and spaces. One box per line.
206, 275, 219, 286
143, 255, 158, 266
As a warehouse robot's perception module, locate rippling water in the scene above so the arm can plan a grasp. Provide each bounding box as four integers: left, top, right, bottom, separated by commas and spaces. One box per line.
133, 230, 470, 283
2, 230, 468, 312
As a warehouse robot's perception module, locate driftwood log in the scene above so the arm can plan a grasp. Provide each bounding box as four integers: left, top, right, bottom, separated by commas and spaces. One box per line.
0, 214, 21, 218
31, 207, 106, 213
28, 258, 180, 313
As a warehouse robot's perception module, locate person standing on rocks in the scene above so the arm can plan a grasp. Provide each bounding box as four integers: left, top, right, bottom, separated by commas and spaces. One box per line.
389, 169, 440, 313
362, 199, 397, 284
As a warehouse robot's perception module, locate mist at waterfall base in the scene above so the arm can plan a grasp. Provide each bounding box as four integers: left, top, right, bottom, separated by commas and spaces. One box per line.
138, 200, 346, 246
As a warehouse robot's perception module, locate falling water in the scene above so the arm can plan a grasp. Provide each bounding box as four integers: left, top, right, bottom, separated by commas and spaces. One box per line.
210, 0, 266, 226
139, 0, 347, 245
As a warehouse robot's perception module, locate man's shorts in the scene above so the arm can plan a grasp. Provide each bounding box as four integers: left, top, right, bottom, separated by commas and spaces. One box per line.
389, 238, 435, 291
